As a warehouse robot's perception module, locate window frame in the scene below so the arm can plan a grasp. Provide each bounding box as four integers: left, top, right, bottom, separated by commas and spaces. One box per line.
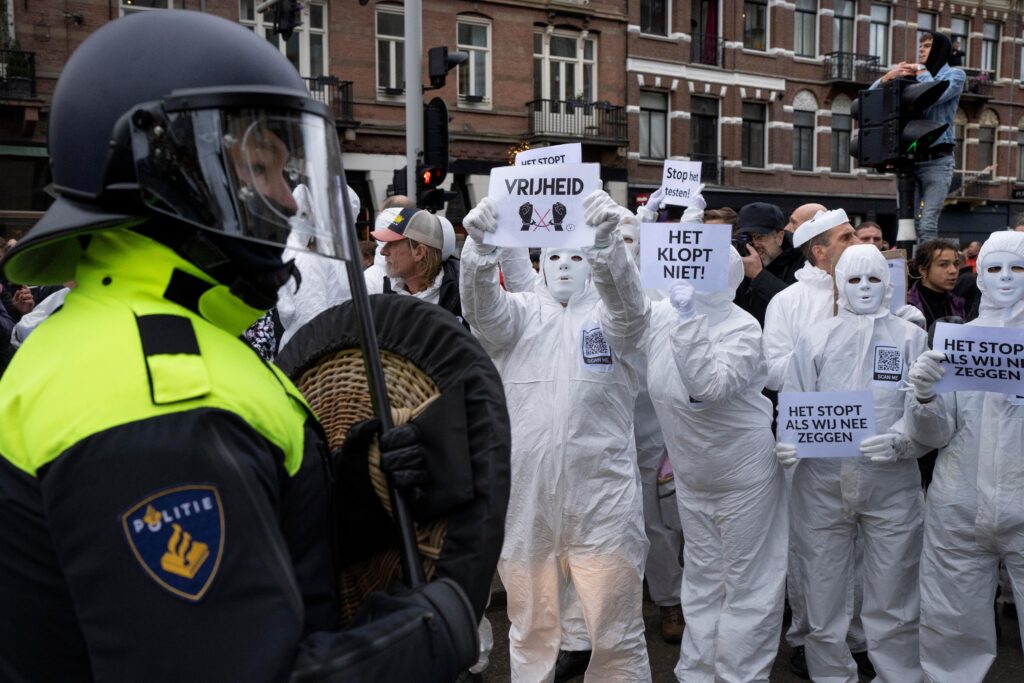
532, 30, 598, 104
1016, 128, 1024, 183
916, 10, 936, 44
977, 125, 996, 180
639, 89, 669, 160
951, 16, 970, 69
868, 3, 890, 66
792, 109, 815, 172
743, 0, 768, 52
981, 21, 1001, 76
831, 112, 852, 173
120, 0, 172, 15
833, 0, 855, 54
741, 101, 767, 169
238, 0, 329, 79
640, 0, 670, 37
456, 17, 492, 107
376, 5, 405, 97
794, 0, 817, 59
689, 95, 720, 161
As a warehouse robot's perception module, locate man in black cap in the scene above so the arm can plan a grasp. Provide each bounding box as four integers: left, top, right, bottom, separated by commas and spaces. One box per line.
733, 202, 806, 328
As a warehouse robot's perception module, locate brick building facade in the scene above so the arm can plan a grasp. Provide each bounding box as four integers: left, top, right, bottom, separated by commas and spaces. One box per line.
2, 0, 1024, 245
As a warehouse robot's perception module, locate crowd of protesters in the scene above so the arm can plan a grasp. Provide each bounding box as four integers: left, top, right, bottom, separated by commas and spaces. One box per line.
6, 183, 1024, 683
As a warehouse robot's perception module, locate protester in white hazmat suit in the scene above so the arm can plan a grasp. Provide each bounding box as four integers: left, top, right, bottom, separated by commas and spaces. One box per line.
645, 246, 787, 682
777, 244, 927, 683
459, 190, 652, 681
905, 230, 1024, 683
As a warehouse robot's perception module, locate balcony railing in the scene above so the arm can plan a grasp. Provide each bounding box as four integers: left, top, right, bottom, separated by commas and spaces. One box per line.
690, 153, 725, 185
526, 99, 627, 142
960, 68, 994, 101
948, 167, 995, 199
0, 50, 36, 99
691, 33, 724, 67
303, 76, 356, 126
823, 52, 882, 84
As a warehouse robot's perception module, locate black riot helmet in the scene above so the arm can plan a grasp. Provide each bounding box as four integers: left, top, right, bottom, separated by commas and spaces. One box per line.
3, 10, 350, 286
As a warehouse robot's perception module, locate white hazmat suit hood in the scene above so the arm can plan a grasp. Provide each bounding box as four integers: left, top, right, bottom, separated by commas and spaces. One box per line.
975, 231, 1024, 325
835, 245, 892, 318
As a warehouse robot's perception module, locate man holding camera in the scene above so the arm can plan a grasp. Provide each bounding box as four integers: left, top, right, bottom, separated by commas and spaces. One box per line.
733, 202, 806, 328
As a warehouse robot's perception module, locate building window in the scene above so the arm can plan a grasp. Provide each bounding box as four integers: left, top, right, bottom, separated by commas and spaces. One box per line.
239, 0, 327, 78
978, 126, 996, 180
833, 1, 854, 53
953, 110, 967, 171
832, 112, 852, 173
869, 4, 889, 66
793, 110, 814, 171
457, 19, 490, 105
794, 0, 817, 58
1017, 127, 1024, 182
917, 11, 936, 43
743, 0, 767, 51
639, 90, 668, 160
640, 0, 668, 36
951, 16, 970, 68
533, 31, 597, 105
376, 6, 404, 95
741, 102, 766, 168
690, 95, 719, 159
121, 0, 170, 14
982, 21, 1000, 75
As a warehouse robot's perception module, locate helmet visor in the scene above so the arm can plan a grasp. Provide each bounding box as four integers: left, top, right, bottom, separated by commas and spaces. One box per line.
132, 106, 350, 259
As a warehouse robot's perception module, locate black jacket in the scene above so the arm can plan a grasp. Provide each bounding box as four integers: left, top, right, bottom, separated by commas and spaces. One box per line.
733, 233, 806, 328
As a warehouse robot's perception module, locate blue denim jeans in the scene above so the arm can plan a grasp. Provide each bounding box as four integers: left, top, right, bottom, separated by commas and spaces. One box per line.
914, 155, 955, 245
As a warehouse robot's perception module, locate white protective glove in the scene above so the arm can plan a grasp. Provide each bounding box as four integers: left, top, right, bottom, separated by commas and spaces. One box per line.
637, 187, 666, 223
776, 442, 798, 467
859, 433, 910, 463
680, 183, 707, 224
463, 197, 498, 248
908, 349, 946, 402
894, 304, 927, 330
669, 281, 697, 322
583, 190, 621, 249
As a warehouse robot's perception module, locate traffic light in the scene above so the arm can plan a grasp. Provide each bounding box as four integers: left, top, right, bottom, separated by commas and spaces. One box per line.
896, 79, 949, 158
851, 78, 950, 171
271, 0, 303, 40
417, 164, 447, 210
427, 46, 468, 90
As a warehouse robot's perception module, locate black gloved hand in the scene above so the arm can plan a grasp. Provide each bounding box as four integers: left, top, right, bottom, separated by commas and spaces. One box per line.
379, 422, 430, 508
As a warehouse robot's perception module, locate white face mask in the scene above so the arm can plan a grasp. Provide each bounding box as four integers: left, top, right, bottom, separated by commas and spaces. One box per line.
981, 251, 1024, 308
619, 216, 640, 263
543, 248, 590, 304
844, 273, 886, 315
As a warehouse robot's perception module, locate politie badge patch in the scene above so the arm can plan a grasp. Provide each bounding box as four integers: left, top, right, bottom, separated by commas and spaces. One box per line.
121, 485, 224, 602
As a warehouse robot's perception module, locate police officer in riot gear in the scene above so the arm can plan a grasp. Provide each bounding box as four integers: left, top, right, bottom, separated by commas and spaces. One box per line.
0, 11, 479, 681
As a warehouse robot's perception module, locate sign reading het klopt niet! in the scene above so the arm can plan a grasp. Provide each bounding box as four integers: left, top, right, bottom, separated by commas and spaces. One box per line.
638, 223, 732, 291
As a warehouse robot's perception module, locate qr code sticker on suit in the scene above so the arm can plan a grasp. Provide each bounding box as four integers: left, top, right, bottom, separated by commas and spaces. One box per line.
580, 325, 612, 369
873, 345, 903, 383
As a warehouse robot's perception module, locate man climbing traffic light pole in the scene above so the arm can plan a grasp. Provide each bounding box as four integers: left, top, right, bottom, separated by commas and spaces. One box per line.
870, 31, 964, 246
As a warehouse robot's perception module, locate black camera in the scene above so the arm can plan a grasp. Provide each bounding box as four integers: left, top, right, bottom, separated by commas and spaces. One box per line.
731, 232, 751, 255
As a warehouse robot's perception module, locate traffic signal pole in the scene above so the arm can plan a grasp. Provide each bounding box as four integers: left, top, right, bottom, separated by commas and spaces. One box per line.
405, 0, 424, 201
895, 167, 918, 251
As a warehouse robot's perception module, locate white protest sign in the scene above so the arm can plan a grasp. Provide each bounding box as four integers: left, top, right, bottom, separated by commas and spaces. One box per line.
777, 391, 877, 458
515, 143, 582, 167
484, 163, 602, 249
884, 250, 908, 313
639, 222, 731, 291
660, 160, 703, 207
932, 322, 1024, 394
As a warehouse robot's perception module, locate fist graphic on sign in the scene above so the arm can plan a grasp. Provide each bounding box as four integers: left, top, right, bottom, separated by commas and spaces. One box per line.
552, 202, 566, 231
519, 202, 534, 231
